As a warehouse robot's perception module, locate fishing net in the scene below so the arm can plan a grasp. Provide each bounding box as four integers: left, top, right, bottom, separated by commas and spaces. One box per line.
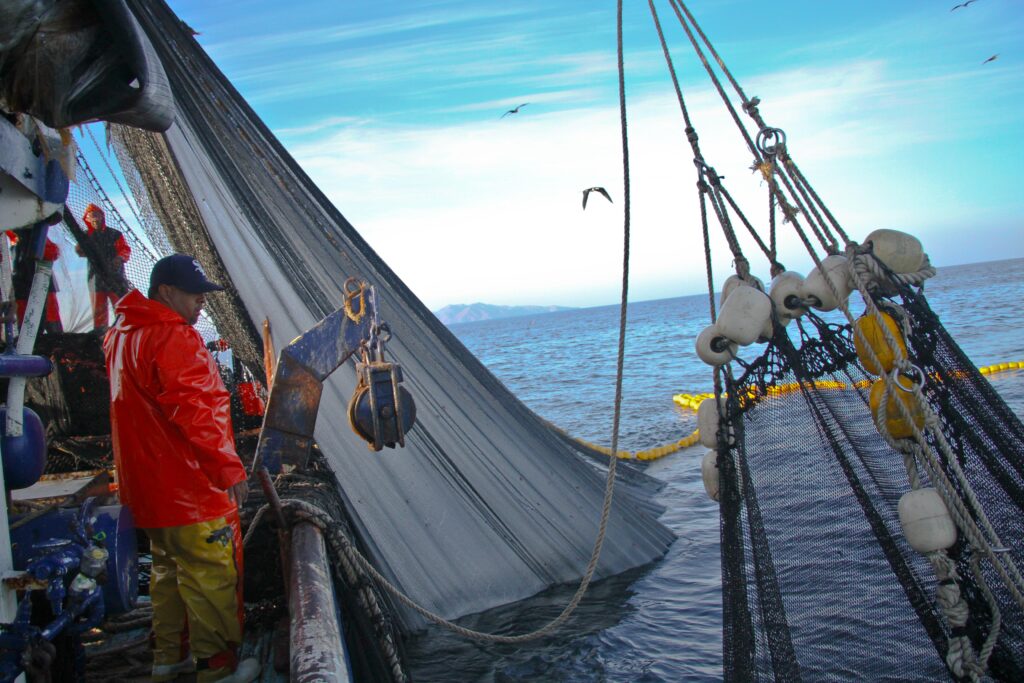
634, 1, 1024, 680
86, 0, 676, 636
714, 281, 1024, 682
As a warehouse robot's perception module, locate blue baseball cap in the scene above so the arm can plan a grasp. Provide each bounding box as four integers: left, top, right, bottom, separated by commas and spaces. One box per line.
149, 254, 224, 294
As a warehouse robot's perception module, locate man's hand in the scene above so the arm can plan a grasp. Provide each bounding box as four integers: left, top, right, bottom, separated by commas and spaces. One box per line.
228, 480, 249, 508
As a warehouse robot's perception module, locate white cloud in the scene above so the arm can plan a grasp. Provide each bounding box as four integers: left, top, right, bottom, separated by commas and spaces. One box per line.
279, 57, 1023, 310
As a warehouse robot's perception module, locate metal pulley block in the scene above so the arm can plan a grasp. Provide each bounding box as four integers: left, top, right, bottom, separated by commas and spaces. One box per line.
347, 360, 416, 451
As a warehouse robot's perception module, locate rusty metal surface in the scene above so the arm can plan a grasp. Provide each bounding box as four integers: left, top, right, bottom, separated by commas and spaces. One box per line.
255, 302, 373, 473
288, 522, 350, 683
1, 571, 47, 591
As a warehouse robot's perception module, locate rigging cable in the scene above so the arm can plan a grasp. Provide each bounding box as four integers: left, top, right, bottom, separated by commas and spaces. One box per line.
645, 0, 719, 320
652, 1, 1024, 675
665, 0, 839, 258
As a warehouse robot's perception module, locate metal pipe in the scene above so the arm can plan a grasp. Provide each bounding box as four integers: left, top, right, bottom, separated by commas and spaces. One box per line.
288, 522, 351, 683
0, 355, 52, 378
6, 251, 52, 439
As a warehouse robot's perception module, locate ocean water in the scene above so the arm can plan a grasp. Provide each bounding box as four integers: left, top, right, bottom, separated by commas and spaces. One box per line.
404, 258, 1024, 682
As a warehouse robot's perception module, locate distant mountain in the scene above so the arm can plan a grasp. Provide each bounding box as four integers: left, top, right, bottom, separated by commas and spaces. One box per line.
434, 302, 574, 325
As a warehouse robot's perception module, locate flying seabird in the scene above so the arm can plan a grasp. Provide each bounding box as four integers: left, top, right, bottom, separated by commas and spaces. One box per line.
950, 0, 977, 10
582, 187, 613, 209
501, 103, 529, 118
982, 54, 999, 64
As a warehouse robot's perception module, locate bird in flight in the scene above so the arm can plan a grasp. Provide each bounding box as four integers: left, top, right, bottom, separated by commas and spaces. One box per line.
582, 187, 613, 209
501, 103, 529, 118
982, 54, 999, 64
950, 0, 977, 10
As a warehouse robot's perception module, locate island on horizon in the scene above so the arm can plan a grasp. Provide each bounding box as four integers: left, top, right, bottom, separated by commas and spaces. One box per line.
434, 302, 575, 325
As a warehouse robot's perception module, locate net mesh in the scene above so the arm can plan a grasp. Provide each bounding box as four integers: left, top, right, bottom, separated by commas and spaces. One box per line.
52, 0, 676, 636
717, 284, 1024, 681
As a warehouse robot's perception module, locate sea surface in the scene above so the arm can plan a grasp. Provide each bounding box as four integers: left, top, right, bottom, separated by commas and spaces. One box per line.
404, 258, 1024, 682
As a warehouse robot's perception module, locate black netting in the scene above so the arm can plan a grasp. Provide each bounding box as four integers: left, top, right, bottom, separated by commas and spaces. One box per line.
717, 286, 1024, 682
59, 145, 221, 341
901, 285, 1024, 680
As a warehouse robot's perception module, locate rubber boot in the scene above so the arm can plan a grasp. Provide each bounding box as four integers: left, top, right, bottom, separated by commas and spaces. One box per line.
151, 653, 195, 682
208, 657, 260, 683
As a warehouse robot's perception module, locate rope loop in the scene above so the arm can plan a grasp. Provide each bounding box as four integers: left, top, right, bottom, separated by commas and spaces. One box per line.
693, 158, 724, 189
732, 257, 751, 280
848, 245, 937, 295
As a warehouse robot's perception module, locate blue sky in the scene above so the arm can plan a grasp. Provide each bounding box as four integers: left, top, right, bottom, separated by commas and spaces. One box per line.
164, 0, 1023, 309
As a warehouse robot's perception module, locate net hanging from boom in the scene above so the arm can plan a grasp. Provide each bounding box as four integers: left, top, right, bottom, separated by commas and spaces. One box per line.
102, 0, 674, 634
644, 1, 1024, 680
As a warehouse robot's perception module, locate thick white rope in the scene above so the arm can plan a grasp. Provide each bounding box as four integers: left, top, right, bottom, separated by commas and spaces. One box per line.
849, 250, 1024, 608
844, 248, 1024, 678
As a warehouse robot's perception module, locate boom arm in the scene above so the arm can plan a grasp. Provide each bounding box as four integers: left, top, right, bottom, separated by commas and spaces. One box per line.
253, 280, 415, 474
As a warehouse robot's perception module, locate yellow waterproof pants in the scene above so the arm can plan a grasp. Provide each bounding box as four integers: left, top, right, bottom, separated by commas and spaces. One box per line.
146, 511, 244, 682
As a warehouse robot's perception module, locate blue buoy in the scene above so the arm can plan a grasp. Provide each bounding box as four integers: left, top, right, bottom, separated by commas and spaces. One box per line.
0, 405, 47, 490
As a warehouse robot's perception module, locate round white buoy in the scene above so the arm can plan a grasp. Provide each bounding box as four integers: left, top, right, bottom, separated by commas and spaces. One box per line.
697, 396, 731, 448
720, 274, 765, 307
769, 271, 807, 321
695, 325, 737, 366
718, 286, 772, 346
898, 488, 957, 553
801, 255, 851, 311
701, 449, 720, 502
864, 229, 925, 274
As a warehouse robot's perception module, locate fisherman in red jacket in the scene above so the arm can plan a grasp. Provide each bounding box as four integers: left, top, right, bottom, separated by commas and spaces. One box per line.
6, 230, 62, 333
104, 254, 259, 683
76, 203, 131, 330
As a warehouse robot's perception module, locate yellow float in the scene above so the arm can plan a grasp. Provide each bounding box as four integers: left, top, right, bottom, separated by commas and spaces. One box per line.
854, 310, 907, 376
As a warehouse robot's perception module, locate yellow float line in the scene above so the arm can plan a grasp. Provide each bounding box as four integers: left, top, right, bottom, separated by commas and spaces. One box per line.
979, 361, 1024, 375
562, 361, 1024, 463
542, 417, 702, 462
575, 429, 702, 462
672, 361, 1024, 412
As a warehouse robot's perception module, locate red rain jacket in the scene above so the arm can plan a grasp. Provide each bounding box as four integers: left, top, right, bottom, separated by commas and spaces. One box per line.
104, 290, 246, 528
82, 204, 131, 262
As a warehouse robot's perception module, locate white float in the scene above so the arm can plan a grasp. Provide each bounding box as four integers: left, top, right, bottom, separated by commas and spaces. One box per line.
801, 255, 851, 312
695, 325, 737, 367
898, 488, 957, 554
864, 229, 925, 274
769, 271, 807, 321
697, 396, 731, 448
717, 285, 772, 346
701, 449, 720, 502
719, 274, 764, 307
